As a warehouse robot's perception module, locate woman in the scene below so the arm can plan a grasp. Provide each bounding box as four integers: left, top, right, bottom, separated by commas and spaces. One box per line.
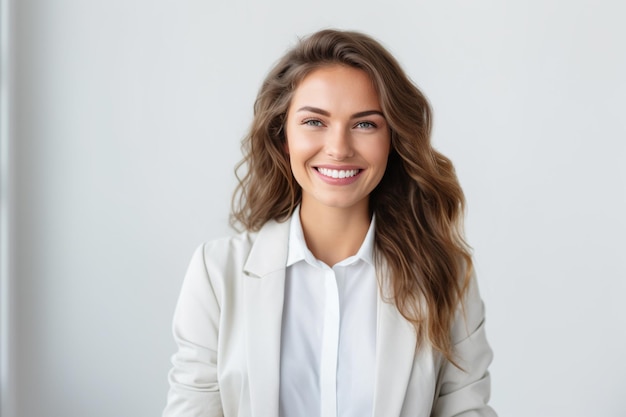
163, 29, 496, 417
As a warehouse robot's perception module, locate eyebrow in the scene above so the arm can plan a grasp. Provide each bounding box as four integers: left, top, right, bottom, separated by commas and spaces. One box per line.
296, 106, 385, 119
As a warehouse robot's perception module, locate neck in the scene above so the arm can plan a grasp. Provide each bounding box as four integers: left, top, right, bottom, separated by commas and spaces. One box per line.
299, 200, 371, 266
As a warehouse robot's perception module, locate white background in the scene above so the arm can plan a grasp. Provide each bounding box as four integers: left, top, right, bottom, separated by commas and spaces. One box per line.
2, 0, 625, 416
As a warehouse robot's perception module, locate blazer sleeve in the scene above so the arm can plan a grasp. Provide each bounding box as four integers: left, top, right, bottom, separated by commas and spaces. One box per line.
431, 273, 498, 417
163, 244, 224, 417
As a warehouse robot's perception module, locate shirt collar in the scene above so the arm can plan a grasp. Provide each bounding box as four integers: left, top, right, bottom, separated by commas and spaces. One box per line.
286, 205, 376, 268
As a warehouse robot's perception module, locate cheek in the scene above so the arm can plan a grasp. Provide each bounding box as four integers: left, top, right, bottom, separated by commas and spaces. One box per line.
363, 139, 391, 166
285, 132, 318, 162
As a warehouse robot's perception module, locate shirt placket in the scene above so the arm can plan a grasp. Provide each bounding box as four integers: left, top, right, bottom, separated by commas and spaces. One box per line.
320, 268, 339, 417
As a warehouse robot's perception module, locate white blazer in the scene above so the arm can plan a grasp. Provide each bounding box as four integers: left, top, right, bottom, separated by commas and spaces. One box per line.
163, 218, 497, 417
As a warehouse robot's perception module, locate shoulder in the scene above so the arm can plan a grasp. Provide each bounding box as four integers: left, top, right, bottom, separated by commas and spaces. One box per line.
201, 229, 258, 265
449, 269, 486, 344
194, 218, 291, 278
432, 269, 495, 416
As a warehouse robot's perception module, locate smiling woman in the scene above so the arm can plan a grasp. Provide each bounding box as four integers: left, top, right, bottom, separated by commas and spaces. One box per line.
163, 29, 497, 417
285, 65, 391, 259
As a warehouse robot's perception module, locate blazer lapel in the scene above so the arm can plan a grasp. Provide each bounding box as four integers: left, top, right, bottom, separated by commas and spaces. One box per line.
242, 219, 290, 417
372, 288, 418, 417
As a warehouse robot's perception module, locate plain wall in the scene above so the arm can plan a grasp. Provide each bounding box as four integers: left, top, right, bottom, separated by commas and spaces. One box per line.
2, 0, 625, 416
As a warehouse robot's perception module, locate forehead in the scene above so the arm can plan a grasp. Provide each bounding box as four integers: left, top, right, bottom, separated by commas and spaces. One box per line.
289, 65, 381, 112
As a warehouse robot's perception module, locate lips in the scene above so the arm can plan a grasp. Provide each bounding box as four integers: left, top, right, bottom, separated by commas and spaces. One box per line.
316, 167, 361, 179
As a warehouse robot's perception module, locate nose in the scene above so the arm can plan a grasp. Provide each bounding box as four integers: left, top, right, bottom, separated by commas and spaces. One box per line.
324, 127, 354, 160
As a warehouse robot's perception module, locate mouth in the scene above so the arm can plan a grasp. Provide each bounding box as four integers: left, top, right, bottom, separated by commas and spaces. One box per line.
316, 167, 361, 179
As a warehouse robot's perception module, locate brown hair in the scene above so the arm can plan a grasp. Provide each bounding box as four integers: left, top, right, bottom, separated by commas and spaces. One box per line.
231, 29, 472, 364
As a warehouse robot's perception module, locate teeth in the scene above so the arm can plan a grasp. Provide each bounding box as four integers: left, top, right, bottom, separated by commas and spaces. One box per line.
317, 167, 359, 179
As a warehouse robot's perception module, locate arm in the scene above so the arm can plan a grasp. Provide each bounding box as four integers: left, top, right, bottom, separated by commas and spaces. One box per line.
431, 274, 497, 417
163, 244, 224, 417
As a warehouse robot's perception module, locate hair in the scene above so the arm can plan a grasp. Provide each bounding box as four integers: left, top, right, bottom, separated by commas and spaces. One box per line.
231, 29, 472, 365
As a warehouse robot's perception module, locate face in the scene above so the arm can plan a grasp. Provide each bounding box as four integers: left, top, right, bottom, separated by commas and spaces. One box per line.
284, 65, 391, 215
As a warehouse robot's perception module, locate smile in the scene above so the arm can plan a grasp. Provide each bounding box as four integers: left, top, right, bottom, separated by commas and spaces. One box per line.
316, 167, 361, 179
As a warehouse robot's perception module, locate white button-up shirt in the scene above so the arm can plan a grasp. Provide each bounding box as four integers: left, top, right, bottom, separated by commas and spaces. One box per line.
279, 208, 378, 417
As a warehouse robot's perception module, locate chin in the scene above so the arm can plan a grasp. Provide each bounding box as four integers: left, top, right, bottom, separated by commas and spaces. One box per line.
311, 196, 369, 211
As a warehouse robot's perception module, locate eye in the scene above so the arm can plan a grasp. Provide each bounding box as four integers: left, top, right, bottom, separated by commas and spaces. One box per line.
354, 121, 376, 129
303, 119, 324, 127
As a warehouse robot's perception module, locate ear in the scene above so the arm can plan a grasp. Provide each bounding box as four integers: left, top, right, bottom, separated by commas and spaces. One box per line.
283, 140, 289, 155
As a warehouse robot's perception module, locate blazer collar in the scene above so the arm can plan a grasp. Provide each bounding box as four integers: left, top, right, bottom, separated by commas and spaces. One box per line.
243, 218, 291, 278
373, 294, 420, 417
242, 218, 290, 417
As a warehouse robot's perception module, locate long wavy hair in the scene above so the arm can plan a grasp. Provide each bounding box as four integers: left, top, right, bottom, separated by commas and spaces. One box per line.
231, 29, 472, 364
